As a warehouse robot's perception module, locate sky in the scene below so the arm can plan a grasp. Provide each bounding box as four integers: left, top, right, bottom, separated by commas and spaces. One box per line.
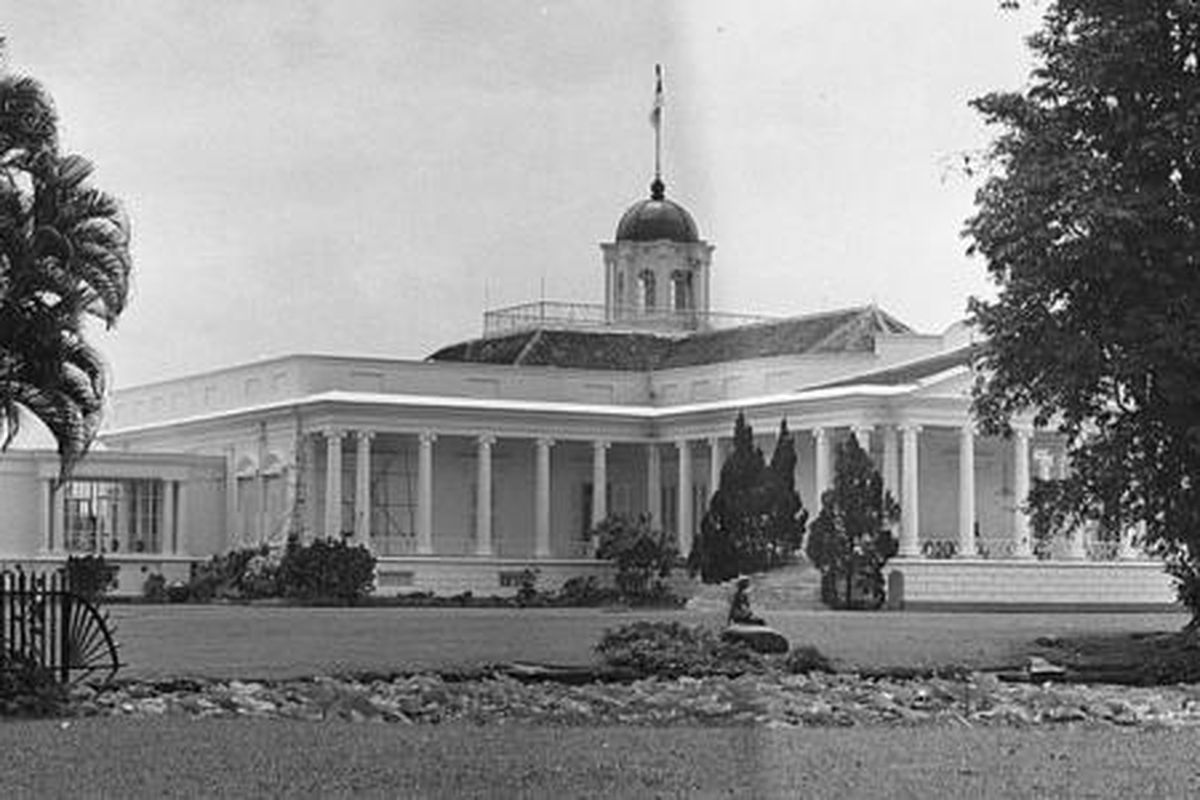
3, 1, 1042, 393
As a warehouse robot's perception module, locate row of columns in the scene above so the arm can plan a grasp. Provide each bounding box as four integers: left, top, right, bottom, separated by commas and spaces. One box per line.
312, 422, 1064, 562
317, 429, 730, 558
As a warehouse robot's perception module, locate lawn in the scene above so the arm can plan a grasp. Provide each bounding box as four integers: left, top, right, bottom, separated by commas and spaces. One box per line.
4, 718, 1200, 798
7, 604, 1192, 798
108, 604, 1190, 679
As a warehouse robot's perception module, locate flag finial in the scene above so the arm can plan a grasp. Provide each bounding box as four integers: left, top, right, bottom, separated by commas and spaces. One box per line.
649, 64, 664, 188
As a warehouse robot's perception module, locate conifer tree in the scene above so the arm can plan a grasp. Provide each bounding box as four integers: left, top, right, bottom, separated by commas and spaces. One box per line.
689, 413, 808, 583
805, 436, 899, 609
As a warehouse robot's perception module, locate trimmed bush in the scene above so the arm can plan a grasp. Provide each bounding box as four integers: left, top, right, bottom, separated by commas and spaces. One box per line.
556, 576, 619, 606
186, 545, 276, 602
65, 554, 118, 602
276, 537, 376, 603
142, 572, 168, 603
594, 621, 762, 678
593, 513, 679, 604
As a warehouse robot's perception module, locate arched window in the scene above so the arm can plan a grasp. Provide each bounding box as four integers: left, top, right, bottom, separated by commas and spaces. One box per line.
671, 270, 693, 311
639, 270, 657, 311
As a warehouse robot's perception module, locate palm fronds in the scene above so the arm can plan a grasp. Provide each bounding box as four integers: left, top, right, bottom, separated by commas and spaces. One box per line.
0, 72, 130, 480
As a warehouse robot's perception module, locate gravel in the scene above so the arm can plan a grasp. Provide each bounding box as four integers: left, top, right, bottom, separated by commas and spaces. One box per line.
60, 667, 1200, 730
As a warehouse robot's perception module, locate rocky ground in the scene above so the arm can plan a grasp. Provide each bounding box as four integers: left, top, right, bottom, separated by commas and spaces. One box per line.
66, 665, 1200, 730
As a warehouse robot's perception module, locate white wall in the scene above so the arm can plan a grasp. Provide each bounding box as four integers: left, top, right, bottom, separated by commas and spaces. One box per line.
893, 559, 1177, 609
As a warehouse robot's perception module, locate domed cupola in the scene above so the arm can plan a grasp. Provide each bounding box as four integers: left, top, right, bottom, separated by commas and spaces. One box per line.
615, 178, 699, 243
599, 67, 715, 331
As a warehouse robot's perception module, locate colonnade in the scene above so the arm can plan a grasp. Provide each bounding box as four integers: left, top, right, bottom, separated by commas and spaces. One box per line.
309, 421, 1138, 562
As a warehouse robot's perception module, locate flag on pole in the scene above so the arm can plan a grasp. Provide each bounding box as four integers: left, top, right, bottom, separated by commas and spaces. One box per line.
649, 64, 663, 129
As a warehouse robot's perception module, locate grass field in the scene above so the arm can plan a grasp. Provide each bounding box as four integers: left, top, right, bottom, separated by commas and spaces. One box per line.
5, 718, 1200, 798
4, 605, 1193, 798
108, 604, 1190, 679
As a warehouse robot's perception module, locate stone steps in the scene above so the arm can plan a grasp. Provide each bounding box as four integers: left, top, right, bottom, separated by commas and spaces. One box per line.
683, 559, 825, 613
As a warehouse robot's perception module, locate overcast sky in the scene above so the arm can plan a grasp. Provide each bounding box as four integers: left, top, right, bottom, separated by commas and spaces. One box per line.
4, 1, 1041, 392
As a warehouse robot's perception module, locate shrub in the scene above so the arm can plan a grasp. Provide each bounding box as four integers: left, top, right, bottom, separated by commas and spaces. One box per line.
782, 645, 835, 675
185, 545, 278, 602
556, 576, 619, 606
515, 567, 540, 607
276, 537, 376, 603
593, 513, 678, 604
142, 572, 168, 603
594, 621, 762, 678
0, 651, 66, 718
65, 554, 118, 602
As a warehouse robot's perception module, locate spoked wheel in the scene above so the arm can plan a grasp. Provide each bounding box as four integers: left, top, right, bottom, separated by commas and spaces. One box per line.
62, 597, 121, 686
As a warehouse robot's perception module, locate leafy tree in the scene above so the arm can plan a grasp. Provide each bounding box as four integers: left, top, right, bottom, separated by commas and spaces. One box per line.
689, 413, 808, 583
805, 436, 899, 610
965, 2, 1200, 622
0, 61, 131, 480
593, 512, 678, 603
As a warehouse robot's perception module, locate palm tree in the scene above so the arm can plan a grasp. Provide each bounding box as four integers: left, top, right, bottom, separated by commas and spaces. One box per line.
0, 72, 131, 480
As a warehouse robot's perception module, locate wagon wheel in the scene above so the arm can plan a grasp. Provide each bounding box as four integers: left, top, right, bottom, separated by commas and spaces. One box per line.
62, 596, 121, 685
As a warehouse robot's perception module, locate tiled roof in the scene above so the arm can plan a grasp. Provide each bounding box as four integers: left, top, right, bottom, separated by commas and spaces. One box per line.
812, 344, 977, 389
427, 306, 915, 371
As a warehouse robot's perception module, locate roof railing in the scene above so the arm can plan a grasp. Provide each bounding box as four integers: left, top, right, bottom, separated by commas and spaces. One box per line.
483, 301, 777, 337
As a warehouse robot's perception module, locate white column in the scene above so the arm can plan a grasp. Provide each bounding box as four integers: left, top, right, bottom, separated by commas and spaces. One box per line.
354, 430, 374, 548
162, 479, 176, 556
257, 465, 268, 545
881, 426, 900, 504
40, 480, 53, 553
957, 425, 977, 558
476, 435, 495, 556
708, 436, 722, 500
175, 481, 188, 555
899, 424, 921, 557
591, 440, 609, 527
416, 432, 436, 555
1012, 428, 1033, 558
225, 446, 238, 546
50, 482, 66, 552
535, 437, 553, 558
646, 443, 662, 526
303, 434, 319, 542
852, 424, 872, 456
814, 427, 832, 503
323, 429, 345, 538
676, 439, 694, 557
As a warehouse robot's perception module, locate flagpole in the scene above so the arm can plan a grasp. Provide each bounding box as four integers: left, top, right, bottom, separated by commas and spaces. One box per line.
653, 64, 663, 183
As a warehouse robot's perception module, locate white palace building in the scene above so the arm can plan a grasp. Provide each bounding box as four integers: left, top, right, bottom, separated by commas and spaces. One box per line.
0, 172, 1178, 608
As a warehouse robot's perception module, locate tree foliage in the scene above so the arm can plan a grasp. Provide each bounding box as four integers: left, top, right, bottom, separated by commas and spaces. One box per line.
0, 63, 131, 480
965, 1, 1200, 620
805, 436, 899, 610
593, 512, 678, 603
688, 413, 809, 583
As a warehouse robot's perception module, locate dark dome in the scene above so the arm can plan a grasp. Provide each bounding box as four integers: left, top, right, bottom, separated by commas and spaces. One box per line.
615, 179, 699, 243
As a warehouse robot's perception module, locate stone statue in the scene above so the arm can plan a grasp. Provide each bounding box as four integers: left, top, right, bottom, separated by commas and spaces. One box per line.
727, 576, 766, 627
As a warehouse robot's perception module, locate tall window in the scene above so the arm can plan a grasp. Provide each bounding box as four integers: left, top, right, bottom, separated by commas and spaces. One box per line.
62, 479, 163, 554
661, 485, 678, 535
371, 450, 417, 555
639, 270, 656, 310
671, 270, 693, 311
236, 475, 260, 543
